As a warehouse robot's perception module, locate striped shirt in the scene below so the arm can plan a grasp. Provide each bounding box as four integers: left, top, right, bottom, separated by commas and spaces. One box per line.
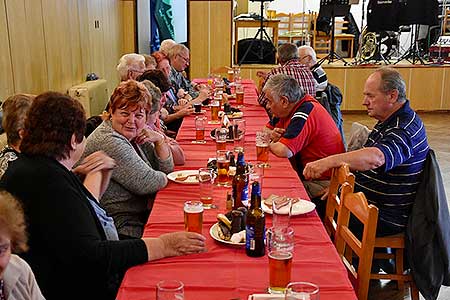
169, 67, 199, 98
355, 100, 429, 229
258, 59, 316, 110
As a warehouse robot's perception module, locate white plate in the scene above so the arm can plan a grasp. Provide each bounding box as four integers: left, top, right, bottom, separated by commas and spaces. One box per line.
209, 223, 245, 246
167, 170, 199, 184
261, 199, 316, 215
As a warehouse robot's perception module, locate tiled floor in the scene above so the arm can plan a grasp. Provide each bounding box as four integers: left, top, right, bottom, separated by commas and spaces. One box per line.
342, 111, 450, 300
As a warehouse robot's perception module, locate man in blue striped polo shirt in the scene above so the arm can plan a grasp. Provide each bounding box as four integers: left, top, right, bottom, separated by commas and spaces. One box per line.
303, 67, 429, 237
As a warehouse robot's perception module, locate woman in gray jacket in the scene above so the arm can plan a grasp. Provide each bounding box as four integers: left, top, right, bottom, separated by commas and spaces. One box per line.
82, 80, 174, 239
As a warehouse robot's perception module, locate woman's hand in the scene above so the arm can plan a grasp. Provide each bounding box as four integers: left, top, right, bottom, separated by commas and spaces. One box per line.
160, 232, 206, 257
73, 151, 116, 174
135, 128, 165, 145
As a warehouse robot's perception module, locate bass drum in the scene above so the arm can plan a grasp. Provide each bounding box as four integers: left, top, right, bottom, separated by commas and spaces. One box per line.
358, 26, 377, 61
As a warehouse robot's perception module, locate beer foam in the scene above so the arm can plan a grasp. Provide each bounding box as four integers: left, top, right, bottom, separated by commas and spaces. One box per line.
268, 251, 293, 260
184, 204, 204, 213
256, 143, 269, 147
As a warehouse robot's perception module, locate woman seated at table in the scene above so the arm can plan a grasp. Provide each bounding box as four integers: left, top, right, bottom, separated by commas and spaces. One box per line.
140, 79, 185, 165
82, 80, 174, 240
0, 91, 206, 300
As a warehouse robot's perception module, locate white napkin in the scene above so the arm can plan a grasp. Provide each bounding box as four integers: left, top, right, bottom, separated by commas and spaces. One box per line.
247, 294, 284, 300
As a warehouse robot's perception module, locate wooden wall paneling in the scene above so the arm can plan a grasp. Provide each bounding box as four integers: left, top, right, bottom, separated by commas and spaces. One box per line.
6, 0, 48, 94
408, 67, 442, 110
77, 0, 92, 83
209, 1, 232, 75
343, 68, 373, 110
87, 0, 106, 80
66, 0, 84, 87
121, 0, 135, 54
189, 1, 209, 79
0, 0, 14, 100
41, 0, 76, 91
324, 67, 347, 108
442, 68, 450, 109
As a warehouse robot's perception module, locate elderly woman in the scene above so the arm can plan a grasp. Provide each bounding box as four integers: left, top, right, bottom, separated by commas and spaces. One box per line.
83, 80, 174, 239
0, 92, 205, 300
0, 191, 44, 300
0, 94, 35, 178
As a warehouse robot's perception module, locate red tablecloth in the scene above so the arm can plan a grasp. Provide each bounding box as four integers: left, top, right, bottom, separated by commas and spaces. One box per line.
117, 80, 356, 300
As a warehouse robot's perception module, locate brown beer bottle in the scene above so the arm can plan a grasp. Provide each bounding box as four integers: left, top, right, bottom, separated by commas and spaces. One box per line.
232, 151, 249, 209
245, 181, 265, 257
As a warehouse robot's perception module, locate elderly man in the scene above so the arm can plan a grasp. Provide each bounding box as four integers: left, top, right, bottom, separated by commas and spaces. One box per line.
116, 53, 146, 81
263, 74, 344, 201
258, 43, 316, 115
298, 45, 328, 93
159, 39, 176, 56
168, 44, 208, 103
303, 67, 429, 236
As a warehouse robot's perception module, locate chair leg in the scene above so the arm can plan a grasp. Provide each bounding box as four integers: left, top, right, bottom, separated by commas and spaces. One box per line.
395, 249, 405, 291
410, 280, 420, 300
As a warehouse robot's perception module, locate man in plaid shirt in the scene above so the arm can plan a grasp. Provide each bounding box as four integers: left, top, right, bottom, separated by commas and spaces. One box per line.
257, 43, 316, 116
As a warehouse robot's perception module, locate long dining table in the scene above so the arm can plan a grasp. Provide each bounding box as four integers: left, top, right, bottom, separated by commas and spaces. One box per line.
116, 80, 356, 300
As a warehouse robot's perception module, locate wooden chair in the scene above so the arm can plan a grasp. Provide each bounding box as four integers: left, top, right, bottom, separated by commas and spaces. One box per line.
335, 185, 379, 300
311, 12, 331, 58
324, 163, 355, 241
288, 12, 313, 45
333, 18, 355, 58
443, 9, 450, 35
275, 12, 292, 44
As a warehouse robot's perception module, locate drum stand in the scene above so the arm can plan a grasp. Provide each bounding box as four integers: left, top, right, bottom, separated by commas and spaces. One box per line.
394, 24, 425, 65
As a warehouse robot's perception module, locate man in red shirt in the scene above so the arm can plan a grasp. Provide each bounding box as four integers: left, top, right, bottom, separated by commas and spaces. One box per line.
263, 74, 344, 214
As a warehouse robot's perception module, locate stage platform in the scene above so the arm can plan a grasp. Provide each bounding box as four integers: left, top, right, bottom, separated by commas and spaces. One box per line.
237, 60, 450, 111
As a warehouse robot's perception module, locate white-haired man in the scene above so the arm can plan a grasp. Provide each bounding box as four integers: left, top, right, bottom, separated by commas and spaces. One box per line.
117, 53, 146, 81
298, 45, 328, 93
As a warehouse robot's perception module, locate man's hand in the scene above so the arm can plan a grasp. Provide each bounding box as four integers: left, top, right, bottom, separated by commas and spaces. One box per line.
270, 127, 286, 143
303, 158, 333, 180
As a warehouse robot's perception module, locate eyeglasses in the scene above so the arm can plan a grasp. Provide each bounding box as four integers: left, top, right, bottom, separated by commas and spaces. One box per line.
178, 54, 190, 63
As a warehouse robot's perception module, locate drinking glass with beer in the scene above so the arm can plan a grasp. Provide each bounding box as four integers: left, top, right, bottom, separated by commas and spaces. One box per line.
215, 128, 228, 151
256, 131, 271, 168
216, 150, 230, 186
235, 84, 244, 107
184, 201, 204, 233
210, 100, 220, 124
198, 168, 216, 209
285, 282, 319, 300
194, 116, 206, 144
268, 250, 293, 294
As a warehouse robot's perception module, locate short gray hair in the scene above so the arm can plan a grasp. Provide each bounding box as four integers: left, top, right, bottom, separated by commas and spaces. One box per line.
277, 43, 298, 64
298, 45, 317, 63
117, 53, 145, 80
168, 44, 189, 61
160, 39, 176, 55
140, 80, 161, 114
263, 74, 304, 103
375, 67, 407, 103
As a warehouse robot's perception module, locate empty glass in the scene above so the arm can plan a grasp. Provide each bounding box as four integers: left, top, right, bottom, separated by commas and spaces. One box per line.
156, 280, 184, 300
198, 168, 216, 209
285, 282, 319, 300
272, 196, 292, 230
267, 226, 295, 253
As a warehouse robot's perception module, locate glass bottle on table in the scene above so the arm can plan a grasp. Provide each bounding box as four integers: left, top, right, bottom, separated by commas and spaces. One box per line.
246, 181, 265, 257
232, 151, 249, 209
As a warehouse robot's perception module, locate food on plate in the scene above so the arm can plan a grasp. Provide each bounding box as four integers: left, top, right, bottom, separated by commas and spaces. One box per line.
174, 173, 198, 182
217, 222, 232, 241
263, 194, 299, 209
231, 210, 244, 234
217, 213, 231, 229
216, 210, 247, 243
230, 230, 246, 243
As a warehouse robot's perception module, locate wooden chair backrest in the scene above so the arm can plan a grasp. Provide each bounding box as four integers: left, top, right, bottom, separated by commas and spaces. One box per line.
275, 12, 291, 37
335, 186, 378, 300
324, 163, 355, 241
290, 12, 312, 32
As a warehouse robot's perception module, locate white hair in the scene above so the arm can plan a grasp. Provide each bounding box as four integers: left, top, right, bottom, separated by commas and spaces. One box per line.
298, 45, 317, 63
117, 53, 145, 80
160, 39, 176, 55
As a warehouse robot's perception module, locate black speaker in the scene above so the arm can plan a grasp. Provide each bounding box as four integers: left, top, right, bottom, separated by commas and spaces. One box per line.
237, 38, 276, 64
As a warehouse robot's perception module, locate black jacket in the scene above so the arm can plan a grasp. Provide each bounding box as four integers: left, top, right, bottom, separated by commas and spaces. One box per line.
406, 149, 450, 300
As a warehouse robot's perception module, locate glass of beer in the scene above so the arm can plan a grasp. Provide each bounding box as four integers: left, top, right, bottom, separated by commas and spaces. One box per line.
256, 131, 270, 168
184, 200, 204, 233
216, 150, 230, 186
210, 100, 220, 124
194, 116, 206, 144
285, 282, 319, 300
215, 127, 228, 151
268, 250, 293, 294
235, 84, 244, 107
193, 102, 202, 114
198, 168, 216, 209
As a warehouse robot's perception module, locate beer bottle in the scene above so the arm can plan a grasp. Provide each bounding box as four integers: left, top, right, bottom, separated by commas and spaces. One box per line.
229, 153, 236, 177
232, 151, 249, 209
246, 181, 265, 257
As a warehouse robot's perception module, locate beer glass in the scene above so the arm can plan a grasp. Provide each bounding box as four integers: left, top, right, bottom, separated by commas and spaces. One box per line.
272, 196, 292, 230
233, 119, 246, 153
285, 282, 319, 300
198, 168, 215, 209
248, 162, 264, 196
193, 102, 202, 114
210, 100, 220, 124
184, 201, 204, 233
235, 84, 244, 107
215, 127, 228, 151
268, 251, 293, 294
194, 116, 206, 144
216, 150, 230, 186
256, 131, 271, 168
156, 280, 184, 300
267, 226, 295, 253
233, 67, 241, 83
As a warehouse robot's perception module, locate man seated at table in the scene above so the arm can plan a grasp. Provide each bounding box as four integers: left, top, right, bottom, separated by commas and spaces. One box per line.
298, 45, 328, 94
257, 43, 316, 117
303, 67, 429, 237
117, 53, 146, 81
167, 44, 209, 103
262, 73, 344, 208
